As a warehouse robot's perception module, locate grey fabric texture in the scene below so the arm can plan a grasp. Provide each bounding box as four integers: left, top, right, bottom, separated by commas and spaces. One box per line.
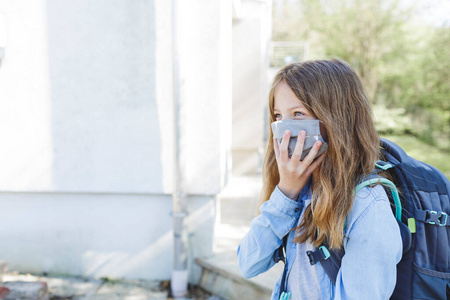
271, 120, 328, 160
287, 198, 322, 300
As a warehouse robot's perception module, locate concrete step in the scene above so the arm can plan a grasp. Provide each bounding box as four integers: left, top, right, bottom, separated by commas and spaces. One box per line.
195, 252, 283, 300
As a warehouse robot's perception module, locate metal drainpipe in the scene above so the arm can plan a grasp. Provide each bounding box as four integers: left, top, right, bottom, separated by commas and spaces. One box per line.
171, 0, 188, 297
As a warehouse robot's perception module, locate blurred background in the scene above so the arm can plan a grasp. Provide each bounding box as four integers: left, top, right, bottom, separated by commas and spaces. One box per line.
270, 0, 450, 178
0, 0, 447, 299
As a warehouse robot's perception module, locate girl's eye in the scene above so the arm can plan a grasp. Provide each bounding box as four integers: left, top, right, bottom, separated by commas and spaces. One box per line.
294, 112, 304, 117
274, 113, 282, 120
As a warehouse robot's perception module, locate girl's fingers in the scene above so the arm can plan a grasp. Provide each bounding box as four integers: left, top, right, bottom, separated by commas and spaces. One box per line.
279, 130, 291, 162
305, 150, 327, 176
290, 130, 306, 162
302, 140, 323, 167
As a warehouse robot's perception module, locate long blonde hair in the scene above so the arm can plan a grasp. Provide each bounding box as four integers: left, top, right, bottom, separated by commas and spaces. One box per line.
260, 59, 380, 249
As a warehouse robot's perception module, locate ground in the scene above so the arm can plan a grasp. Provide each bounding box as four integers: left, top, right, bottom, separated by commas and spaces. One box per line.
1, 272, 215, 300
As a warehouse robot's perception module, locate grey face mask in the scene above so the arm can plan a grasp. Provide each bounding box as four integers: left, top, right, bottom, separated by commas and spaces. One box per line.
271, 119, 328, 161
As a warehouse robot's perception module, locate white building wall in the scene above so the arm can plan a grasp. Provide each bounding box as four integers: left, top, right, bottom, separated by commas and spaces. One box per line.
0, 0, 231, 282
176, 0, 232, 195
231, 0, 271, 176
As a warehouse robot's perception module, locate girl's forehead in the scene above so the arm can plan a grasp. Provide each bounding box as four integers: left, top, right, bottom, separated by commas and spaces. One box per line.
273, 82, 304, 110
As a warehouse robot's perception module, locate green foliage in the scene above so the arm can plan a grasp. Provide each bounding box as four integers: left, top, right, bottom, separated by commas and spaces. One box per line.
272, 0, 450, 150
415, 26, 450, 110
100, 276, 121, 283
307, 0, 412, 100
378, 25, 450, 110
374, 104, 450, 151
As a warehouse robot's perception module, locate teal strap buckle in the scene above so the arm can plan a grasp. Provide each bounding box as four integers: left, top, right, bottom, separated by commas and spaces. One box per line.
280, 291, 291, 300
426, 210, 448, 226
428, 210, 438, 225
375, 160, 393, 170
440, 212, 448, 227
319, 246, 331, 260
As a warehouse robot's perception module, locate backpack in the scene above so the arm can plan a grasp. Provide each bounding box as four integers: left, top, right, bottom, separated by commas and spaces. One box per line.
274, 138, 450, 300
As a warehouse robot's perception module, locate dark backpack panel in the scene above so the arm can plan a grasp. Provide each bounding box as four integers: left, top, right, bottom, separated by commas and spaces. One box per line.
381, 138, 449, 299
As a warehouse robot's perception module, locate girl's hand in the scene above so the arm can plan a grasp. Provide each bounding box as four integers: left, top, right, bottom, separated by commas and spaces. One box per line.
274, 130, 326, 200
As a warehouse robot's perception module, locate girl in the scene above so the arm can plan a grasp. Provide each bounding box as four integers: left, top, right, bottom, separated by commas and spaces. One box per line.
237, 59, 402, 299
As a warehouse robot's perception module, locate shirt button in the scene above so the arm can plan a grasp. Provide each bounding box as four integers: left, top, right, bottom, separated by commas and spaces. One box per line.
295, 208, 299, 212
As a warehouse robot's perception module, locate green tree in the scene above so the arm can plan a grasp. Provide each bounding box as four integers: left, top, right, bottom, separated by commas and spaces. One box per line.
272, 0, 449, 150
304, 0, 412, 102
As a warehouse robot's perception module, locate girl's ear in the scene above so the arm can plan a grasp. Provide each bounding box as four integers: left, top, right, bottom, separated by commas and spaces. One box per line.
319, 122, 329, 143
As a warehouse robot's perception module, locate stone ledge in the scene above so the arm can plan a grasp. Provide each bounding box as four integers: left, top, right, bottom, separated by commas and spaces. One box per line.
196, 257, 271, 294
196, 252, 283, 300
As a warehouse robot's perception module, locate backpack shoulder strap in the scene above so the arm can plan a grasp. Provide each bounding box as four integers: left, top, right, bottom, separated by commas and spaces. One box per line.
306, 243, 344, 286
273, 234, 289, 297
306, 171, 403, 285
355, 174, 402, 222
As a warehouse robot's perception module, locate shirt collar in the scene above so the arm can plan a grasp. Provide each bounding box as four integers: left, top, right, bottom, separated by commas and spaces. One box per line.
297, 176, 312, 201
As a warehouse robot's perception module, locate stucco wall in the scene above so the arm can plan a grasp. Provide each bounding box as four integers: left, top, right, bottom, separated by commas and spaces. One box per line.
231, 0, 271, 176
0, 1, 165, 193
0, 192, 215, 280
0, 0, 231, 282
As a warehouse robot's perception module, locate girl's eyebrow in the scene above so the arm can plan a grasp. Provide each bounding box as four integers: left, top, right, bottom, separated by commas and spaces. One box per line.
274, 105, 305, 111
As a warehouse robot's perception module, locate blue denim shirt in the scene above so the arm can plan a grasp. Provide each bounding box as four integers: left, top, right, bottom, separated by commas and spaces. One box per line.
237, 184, 402, 300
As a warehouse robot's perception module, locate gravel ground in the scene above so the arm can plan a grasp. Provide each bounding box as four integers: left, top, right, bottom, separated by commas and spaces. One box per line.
1, 272, 215, 300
